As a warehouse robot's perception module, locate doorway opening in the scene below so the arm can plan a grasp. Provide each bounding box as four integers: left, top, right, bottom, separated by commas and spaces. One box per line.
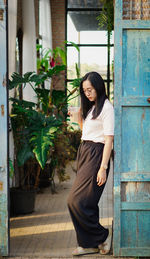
9, 0, 114, 257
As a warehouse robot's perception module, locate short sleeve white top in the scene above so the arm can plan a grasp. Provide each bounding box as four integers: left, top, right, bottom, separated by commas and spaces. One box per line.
81, 99, 114, 144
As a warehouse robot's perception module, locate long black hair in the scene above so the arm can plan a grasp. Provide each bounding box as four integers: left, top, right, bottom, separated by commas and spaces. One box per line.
80, 71, 108, 120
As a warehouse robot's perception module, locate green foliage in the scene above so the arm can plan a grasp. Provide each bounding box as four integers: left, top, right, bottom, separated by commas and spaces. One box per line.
51, 126, 81, 182
47, 65, 66, 77
53, 46, 66, 65
31, 127, 56, 169
37, 49, 52, 71
52, 90, 66, 107
17, 142, 34, 167
10, 98, 63, 170
9, 42, 81, 189
9, 72, 34, 90
34, 88, 50, 113
36, 41, 79, 71
97, 0, 114, 34
69, 78, 81, 89
9, 66, 66, 90
75, 63, 80, 79
64, 40, 80, 52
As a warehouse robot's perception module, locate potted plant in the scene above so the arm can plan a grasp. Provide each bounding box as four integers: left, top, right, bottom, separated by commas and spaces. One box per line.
9, 43, 81, 214
9, 96, 63, 214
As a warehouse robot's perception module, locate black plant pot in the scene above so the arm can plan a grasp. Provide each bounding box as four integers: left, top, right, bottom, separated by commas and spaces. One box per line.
10, 188, 36, 216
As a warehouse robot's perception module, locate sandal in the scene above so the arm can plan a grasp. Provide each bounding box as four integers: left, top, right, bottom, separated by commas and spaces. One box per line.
72, 246, 99, 256
99, 227, 112, 255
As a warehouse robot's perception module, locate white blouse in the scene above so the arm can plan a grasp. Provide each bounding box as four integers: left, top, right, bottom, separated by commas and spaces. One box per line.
81, 99, 114, 144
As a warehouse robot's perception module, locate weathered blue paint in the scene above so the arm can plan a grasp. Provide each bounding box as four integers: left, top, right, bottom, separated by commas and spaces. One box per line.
121, 97, 150, 106
121, 202, 150, 210
121, 182, 150, 202
121, 172, 150, 181
122, 20, 150, 29
114, 0, 150, 256
123, 30, 150, 97
121, 210, 150, 248
122, 107, 150, 172
0, 0, 9, 256
120, 248, 150, 257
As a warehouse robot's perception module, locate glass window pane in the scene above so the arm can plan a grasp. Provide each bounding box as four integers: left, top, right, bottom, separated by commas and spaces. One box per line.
110, 31, 114, 44
67, 14, 79, 44
67, 0, 103, 9
67, 47, 78, 79
80, 31, 107, 44
80, 47, 107, 80
67, 12, 107, 44
67, 11, 107, 39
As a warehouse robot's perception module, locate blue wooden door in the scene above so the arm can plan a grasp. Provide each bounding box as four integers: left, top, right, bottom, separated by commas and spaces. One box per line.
0, 0, 9, 256
114, 0, 150, 257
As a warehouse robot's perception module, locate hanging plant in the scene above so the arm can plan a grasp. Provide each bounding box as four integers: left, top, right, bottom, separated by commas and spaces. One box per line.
97, 0, 114, 100
97, 0, 114, 34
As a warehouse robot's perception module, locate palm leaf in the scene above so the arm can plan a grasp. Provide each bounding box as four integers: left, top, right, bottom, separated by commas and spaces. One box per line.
9, 72, 34, 89
9, 98, 36, 108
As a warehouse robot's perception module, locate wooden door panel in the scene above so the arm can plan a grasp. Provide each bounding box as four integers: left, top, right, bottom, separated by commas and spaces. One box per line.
122, 107, 150, 172
114, 0, 150, 256
121, 211, 150, 247
123, 30, 150, 96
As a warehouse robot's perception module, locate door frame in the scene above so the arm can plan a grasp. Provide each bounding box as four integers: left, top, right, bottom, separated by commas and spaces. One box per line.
114, 0, 150, 256
0, 0, 9, 256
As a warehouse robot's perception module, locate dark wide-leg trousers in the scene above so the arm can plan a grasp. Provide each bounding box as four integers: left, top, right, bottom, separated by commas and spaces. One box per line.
67, 140, 110, 248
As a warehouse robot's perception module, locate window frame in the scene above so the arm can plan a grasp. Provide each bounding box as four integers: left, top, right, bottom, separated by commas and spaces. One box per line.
65, 0, 114, 101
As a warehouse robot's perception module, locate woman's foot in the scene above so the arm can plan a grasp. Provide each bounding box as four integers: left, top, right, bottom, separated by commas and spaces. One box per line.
99, 227, 112, 255
72, 246, 99, 256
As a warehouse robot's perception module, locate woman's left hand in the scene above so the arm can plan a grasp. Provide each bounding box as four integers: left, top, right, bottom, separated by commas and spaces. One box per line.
97, 169, 106, 186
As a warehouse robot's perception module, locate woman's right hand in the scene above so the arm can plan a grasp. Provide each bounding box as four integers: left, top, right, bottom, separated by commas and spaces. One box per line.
97, 168, 107, 186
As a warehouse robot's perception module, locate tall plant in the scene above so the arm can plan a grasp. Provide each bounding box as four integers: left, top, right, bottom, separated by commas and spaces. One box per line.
9, 43, 81, 189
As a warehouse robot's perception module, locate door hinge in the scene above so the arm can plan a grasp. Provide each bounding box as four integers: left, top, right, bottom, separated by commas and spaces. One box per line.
1, 105, 4, 116
0, 8, 4, 21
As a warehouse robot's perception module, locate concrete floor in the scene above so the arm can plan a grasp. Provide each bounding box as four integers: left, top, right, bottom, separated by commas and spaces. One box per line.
8, 161, 133, 259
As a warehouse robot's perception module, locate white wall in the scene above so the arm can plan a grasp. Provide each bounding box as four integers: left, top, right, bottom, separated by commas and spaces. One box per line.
22, 0, 37, 102
39, 0, 52, 50
39, 0, 52, 89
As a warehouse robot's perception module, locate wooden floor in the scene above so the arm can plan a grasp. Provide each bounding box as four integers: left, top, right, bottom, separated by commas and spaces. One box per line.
8, 161, 133, 259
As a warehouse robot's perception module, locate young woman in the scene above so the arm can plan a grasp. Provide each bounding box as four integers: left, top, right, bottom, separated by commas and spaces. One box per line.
67, 71, 114, 256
